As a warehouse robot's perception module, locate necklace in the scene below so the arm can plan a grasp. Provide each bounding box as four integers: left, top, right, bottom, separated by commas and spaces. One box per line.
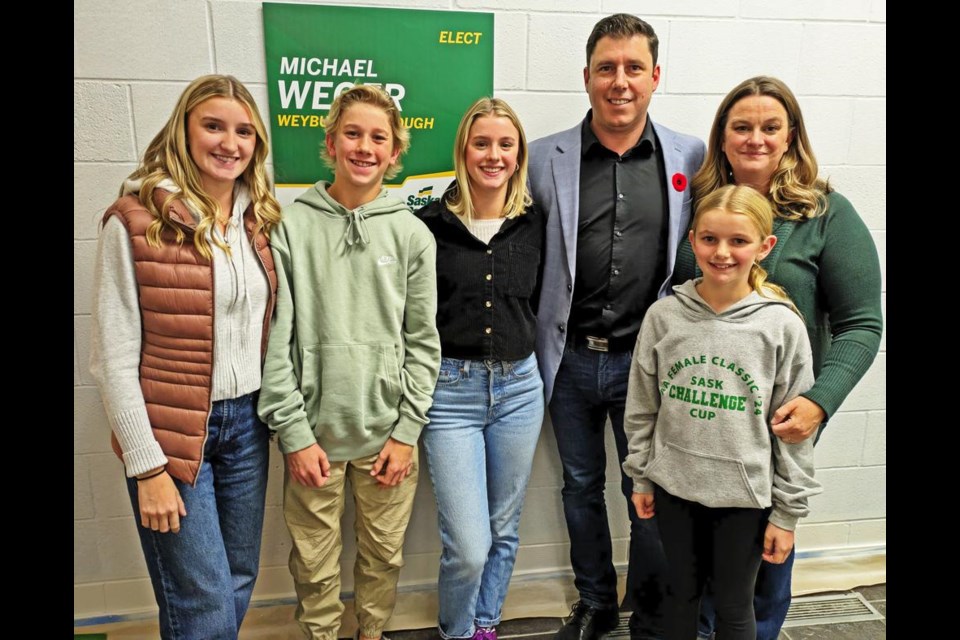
214, 209, 234, 244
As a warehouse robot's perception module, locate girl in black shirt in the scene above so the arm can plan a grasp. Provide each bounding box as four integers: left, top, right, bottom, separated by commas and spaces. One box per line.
416, 97, 545, 640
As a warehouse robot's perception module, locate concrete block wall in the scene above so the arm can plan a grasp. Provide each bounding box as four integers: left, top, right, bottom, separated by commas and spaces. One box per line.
74, 0, 886, 619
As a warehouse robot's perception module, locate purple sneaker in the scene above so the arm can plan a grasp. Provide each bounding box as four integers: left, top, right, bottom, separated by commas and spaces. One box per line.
472, 627, 497, 640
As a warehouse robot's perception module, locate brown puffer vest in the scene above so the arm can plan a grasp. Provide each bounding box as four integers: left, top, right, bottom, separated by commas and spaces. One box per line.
103, 189, 278, 485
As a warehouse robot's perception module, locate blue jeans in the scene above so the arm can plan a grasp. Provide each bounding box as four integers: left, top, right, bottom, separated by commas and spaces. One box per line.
126, 391, 270, 640
549, 343, 666, 640
422, 354, 545, 639
698, 548, 795, 640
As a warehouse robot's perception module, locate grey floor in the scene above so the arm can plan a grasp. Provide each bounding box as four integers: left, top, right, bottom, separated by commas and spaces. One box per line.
73, 583, 886, 638
384, 584, 886, 640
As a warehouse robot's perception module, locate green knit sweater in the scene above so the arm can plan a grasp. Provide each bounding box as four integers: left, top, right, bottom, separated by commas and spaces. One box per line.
672, 190, 882, 419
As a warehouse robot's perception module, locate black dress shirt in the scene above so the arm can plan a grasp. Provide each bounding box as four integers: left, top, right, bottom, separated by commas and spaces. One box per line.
416, 189, 545, 360
570, 112, 668, 345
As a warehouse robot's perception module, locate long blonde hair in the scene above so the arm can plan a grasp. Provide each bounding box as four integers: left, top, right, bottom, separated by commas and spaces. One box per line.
691, 76, 831, 221
447, 97, 532, 222
693, 185, 799, 314
123, 74, 281, 260
320, 84, 410, 181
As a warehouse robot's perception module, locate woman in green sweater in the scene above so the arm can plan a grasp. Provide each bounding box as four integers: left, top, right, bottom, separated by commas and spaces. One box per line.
671, 76, 883, 640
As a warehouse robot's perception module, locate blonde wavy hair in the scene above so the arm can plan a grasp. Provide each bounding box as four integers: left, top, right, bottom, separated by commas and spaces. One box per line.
692, 185, 799, 315
320, 84, 410, 181
447, 97, 532, 222
122, 74, 281, 260
691, 76, 832, 221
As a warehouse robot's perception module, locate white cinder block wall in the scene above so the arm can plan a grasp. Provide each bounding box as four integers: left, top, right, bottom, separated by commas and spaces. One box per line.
74, 0, 886, 620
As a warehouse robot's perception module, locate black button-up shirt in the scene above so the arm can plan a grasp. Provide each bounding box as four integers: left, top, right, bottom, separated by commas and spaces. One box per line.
416, 190, 545, 360
570, 112, 668, 342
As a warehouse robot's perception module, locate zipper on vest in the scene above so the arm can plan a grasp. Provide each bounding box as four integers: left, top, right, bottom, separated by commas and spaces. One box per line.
249, 223, 275, 363
194, 246, 215, 489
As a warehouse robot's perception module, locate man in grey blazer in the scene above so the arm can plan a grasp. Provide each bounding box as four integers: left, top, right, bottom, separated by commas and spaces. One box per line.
528, 14, 705, 640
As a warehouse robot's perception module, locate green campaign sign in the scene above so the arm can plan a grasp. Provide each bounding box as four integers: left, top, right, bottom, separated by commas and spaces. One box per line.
262, 3, 494, 206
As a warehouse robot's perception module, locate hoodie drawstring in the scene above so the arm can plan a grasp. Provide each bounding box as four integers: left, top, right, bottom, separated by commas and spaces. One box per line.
343, 208, 371, 246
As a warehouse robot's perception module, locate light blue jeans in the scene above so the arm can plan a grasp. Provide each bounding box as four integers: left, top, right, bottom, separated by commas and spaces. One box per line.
126, 391, 270, 640
422, 354, 545, 639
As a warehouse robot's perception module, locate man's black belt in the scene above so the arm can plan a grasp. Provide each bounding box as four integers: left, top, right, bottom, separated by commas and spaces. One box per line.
568, 330, 637, 353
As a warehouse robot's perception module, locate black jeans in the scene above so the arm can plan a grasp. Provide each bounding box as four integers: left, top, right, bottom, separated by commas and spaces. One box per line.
654, 486, 768, 640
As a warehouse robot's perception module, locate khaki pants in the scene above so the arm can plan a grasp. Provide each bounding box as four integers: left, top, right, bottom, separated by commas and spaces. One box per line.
283, 448, 419, 640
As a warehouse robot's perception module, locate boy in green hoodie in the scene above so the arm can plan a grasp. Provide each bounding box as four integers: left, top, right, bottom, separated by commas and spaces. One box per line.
258, 85, 441, 640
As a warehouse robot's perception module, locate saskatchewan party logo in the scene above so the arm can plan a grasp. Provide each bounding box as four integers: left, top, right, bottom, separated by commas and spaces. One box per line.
407, 184, 441, 208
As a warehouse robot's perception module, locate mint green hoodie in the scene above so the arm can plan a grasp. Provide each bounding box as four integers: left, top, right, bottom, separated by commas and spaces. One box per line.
258, 181, 440, 460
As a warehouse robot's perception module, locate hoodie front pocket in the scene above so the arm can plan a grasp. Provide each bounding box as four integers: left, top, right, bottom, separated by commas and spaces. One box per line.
301, 343, 402, 429
646, 442, 764, 509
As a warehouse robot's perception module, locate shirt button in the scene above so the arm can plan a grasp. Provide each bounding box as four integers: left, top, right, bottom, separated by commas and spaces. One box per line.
485, 274, 492, 281
615, 229, 623, 237
485, 301, 492, 308
567, 284, 572, 291
484, 327, 492, 334
559, 323, 566, 332
487, 249, 493, 255
613, 269, 620, 276
617, 193, 624, 200
605, 303, 612, 310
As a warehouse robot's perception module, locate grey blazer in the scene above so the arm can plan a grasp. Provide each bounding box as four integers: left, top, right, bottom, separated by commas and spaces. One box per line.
528, 118, 706, 403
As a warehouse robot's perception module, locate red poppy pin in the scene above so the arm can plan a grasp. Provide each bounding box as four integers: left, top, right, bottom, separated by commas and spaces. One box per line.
672, 173, 688, 192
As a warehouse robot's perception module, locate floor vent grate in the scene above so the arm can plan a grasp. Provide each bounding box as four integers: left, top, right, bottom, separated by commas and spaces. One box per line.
576, 593, 883, 640
782, 592, 883, 627
607, 615, 633, 639
600, 592, 883, 635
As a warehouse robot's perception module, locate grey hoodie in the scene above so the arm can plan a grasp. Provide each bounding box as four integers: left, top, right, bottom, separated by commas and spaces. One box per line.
622, 279, 822, 531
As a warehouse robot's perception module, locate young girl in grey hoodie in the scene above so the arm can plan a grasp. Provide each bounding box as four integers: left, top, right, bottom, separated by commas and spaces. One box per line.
622, 185, 821, 640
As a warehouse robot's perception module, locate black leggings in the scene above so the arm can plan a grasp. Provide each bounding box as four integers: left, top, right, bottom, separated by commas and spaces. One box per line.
654, 485, 769, 640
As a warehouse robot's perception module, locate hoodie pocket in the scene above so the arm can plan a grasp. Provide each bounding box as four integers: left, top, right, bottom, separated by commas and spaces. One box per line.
301, 343, 402, 429
646, 442, 764, 509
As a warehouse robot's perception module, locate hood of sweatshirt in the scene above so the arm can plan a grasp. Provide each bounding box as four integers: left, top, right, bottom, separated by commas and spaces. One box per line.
295, 180, 410, 247
672, 278, 797, 323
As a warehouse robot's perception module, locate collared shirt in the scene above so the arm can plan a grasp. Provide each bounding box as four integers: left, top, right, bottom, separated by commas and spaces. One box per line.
570, 111, 668, 342
416, 189, 545, 360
